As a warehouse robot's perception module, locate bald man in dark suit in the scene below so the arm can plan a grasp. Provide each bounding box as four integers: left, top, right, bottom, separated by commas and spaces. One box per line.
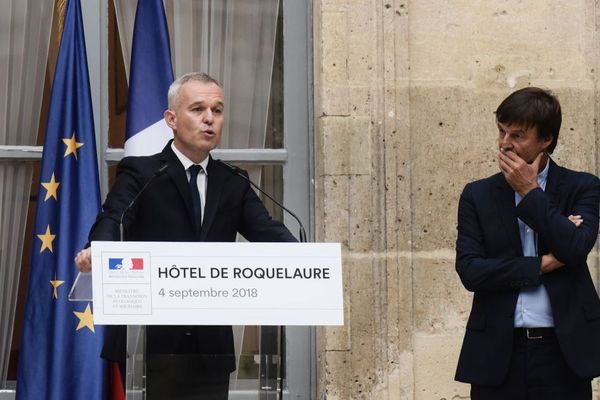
76, 72, 296, 399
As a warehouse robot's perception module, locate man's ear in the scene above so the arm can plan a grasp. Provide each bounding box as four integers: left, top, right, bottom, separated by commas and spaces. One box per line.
541, 135, 553, 152
164, 109, 176, 129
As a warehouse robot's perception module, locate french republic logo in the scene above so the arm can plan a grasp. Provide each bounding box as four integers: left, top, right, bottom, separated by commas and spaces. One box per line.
108, 257, 144, 270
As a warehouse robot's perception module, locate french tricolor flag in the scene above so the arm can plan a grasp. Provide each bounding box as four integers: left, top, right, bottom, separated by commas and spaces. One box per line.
108, 258, 144, 270
123, 0, 174, 157
111, 3, 172, 399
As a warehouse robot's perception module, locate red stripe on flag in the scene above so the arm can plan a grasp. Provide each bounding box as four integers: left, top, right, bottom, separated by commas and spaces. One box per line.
131, 258, 144, 270
111, 362, 125, 400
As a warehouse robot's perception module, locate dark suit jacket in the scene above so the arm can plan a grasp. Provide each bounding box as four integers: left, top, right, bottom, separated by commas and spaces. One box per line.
88, 142, 296, 373
455, 159, 600, 385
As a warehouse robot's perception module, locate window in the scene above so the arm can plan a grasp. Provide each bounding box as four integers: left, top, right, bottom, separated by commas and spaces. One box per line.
0, 0, 312, 398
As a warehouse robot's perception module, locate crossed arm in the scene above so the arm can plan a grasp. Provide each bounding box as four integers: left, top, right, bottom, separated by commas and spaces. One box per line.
499, 149, 599, 269
456, 151, 599, 292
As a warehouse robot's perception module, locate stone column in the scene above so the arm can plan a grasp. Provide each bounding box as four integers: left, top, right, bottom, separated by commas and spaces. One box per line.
314, 1, 600, 399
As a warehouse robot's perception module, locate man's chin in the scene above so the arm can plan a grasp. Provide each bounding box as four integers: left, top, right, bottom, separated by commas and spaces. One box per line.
194, 136, 218, 147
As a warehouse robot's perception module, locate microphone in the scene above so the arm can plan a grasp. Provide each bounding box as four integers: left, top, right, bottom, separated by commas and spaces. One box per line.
119, 163, 169, 241
217, 159, 307, 243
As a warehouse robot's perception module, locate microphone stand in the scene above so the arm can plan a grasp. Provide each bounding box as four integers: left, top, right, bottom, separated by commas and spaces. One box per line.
117, 162, 167, 395
119, 163, 168, 241
217, 160, 307, 398
217, 160, 307, 243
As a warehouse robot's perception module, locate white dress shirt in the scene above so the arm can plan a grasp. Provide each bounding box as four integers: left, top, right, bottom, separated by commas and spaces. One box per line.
171, 142, 209, 223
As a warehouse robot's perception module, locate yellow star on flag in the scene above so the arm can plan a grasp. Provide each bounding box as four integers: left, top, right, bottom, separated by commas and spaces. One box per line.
62, 132, 84, 159
37, 225, 56, 253
73, 303, 95, 333
50, 274, 64, 299
41, 173, 60, 201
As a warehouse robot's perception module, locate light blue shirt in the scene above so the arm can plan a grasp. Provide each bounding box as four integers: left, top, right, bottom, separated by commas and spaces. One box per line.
513, 160, 554, 328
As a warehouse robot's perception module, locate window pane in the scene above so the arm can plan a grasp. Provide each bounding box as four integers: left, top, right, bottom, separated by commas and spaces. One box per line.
108, 0, 128, 149
113, 0, 284, 152
264, 3, 284, 150
2, 1, 59, 386
238, 164, 284, 223
3, 160, 38, 385
0, 3, 53, 146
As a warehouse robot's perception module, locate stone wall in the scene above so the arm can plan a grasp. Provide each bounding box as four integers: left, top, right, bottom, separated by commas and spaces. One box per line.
313, 1, 600, 398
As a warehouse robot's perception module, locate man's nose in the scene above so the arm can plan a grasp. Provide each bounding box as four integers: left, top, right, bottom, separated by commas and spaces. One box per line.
203, 109, 214, 124
499, 135, 511, 150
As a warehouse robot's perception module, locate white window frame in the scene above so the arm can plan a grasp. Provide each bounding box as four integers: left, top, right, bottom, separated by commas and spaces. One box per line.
99, 1, 314, 399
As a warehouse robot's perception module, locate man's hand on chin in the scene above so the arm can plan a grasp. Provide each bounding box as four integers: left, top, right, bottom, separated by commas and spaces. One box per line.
498, 150, 544, 197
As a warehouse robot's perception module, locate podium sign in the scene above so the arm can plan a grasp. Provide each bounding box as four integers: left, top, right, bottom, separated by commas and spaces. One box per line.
91, 241, 343, 326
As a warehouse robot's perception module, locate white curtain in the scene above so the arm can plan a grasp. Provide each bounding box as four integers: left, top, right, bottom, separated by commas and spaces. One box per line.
114, 0, 279, 150
0, 0, 53, 385
114, 0, 280, 388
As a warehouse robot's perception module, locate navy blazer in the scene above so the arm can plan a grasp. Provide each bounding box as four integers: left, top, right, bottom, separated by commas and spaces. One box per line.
455, 159, 600, 385
89, 142, 296, 372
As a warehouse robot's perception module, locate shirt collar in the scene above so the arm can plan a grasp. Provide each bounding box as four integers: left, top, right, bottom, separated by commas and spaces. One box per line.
537, 157, 550, 191
171, 142, 209, 174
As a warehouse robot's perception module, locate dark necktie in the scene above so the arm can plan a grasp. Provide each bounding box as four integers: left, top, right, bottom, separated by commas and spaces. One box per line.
188, 165, 203, 232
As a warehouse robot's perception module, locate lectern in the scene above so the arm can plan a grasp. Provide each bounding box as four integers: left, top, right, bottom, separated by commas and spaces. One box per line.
72, 241, 342, 399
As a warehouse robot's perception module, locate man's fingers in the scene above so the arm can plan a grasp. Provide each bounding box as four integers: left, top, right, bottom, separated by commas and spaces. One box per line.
568, 214, 583, 227
498, 155, 511, 175
74, 248, 92, 272
498, 150, 517, 167
499, 149, 524, 164
499, 150, 528, 174
498, 150, 516, 168
541, 252, 565, 274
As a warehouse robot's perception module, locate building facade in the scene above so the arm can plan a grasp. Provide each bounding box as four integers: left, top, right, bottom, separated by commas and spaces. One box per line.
1, 1, 600, 399
314, 1, 600, 399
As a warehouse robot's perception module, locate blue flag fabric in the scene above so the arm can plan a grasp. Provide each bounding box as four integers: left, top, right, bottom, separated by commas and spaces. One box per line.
124, 0, 174, 156
16, 0, 107, 399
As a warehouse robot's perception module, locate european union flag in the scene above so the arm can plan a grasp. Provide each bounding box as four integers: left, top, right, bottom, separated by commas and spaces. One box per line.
16, 0, 107, 399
